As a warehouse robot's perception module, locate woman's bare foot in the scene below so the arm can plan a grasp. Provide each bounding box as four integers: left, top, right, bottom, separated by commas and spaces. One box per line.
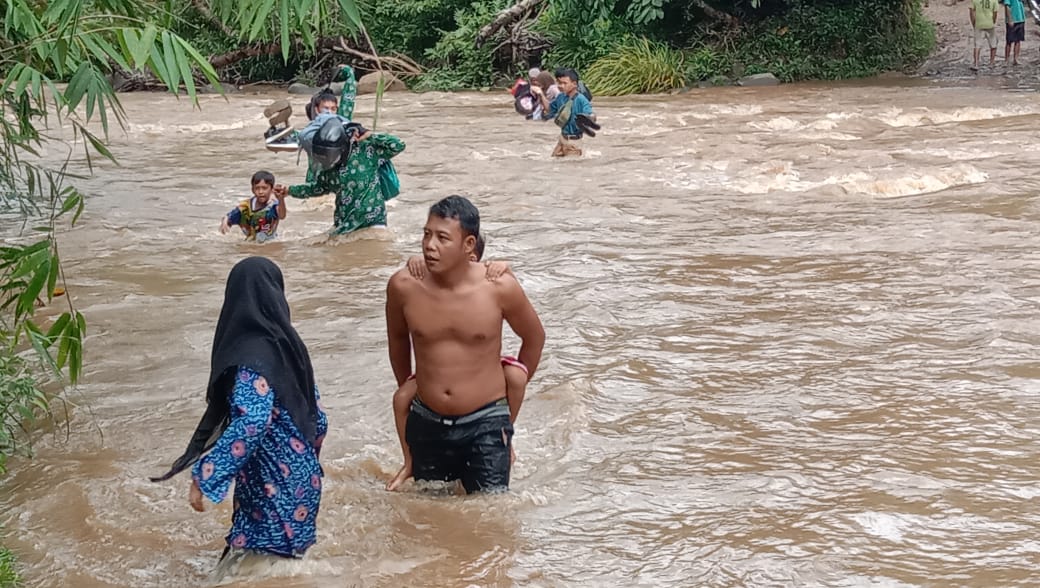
386, 462, 412, 491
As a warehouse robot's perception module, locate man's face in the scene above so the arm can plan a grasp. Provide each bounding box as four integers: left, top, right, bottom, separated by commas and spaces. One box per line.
556, 76, 577, 95
319, 99, 337, 114
423, 215, 473, 273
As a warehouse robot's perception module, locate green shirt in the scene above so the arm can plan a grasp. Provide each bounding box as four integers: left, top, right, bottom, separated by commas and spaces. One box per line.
973, 0, 998, 29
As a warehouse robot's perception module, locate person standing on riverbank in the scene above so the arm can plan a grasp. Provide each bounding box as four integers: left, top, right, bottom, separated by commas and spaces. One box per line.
1002, 0, 1026, 65
971, 0, 1000, 70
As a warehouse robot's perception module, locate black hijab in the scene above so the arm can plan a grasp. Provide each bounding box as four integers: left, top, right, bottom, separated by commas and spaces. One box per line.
150, 257, 318, 482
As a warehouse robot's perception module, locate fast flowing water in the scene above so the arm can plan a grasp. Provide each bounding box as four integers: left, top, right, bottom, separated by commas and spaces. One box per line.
2, 79, 1040, 587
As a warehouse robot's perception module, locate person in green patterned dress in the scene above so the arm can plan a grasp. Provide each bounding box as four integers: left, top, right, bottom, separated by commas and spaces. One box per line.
275, 66, 406, 236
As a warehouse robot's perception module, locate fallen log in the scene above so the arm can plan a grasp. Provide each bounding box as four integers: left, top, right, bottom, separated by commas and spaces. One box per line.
475, 0, 547, 48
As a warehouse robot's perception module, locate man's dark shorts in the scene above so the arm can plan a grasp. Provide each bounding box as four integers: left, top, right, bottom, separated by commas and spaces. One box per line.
406, 397, 513, 494
1007, 22, 1025, 43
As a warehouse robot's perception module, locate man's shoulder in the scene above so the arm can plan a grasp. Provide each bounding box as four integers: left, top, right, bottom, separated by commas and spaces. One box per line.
388, 266, 417, 288
487, 270, 525, 300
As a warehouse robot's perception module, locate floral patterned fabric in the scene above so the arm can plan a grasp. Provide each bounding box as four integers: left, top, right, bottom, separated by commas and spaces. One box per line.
191, 367, 328, 558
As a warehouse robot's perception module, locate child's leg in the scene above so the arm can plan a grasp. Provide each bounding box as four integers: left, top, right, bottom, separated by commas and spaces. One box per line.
503, 364, 528, 468
503, 365, 529, 424
386, 379, 417, 491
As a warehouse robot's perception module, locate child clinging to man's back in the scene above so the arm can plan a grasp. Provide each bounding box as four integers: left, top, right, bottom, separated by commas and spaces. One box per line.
219, 170, 287, 243
385, 234, 529, 491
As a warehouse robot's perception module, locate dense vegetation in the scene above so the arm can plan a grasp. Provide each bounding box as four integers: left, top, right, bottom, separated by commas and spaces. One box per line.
356, 0, 935, 94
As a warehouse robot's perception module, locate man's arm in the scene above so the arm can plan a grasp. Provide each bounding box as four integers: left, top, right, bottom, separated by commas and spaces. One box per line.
546, 94, 563, 120
386, 271, 413, 386
497, 274, 545, 422
288, 173, 332, 199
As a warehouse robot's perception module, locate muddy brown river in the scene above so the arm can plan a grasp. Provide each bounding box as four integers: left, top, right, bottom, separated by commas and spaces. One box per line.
2, 79, 1040, 587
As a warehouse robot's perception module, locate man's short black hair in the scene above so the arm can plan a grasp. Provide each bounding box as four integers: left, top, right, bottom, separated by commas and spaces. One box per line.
429, 195, 480, 238
555, 68, 580, 83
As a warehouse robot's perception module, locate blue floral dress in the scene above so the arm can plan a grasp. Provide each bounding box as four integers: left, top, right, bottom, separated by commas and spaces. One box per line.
191, 367, 328, 557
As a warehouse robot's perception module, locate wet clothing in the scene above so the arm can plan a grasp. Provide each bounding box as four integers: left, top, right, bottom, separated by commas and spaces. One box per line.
547, 93, 594, 139
406, 396, 513, 494
288, 133, 406, 235
193, 368, 328, 557
226, 197, 281, 242
152, 257, 326, 558
552, 135, 583, 158
288, 66, 406, 236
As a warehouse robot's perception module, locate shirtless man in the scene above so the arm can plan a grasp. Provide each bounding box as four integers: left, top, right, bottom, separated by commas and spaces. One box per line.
385, 195, 545, 493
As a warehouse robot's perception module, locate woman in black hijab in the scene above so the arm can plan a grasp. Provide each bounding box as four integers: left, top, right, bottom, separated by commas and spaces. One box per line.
152, 257, 328, 559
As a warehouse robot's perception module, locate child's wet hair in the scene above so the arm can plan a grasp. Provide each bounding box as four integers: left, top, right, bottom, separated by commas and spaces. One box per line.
251, 170, 275, 186
306, 89, 338, 120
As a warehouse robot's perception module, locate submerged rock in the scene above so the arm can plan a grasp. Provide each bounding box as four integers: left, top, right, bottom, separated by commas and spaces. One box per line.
288, 82, 316, 95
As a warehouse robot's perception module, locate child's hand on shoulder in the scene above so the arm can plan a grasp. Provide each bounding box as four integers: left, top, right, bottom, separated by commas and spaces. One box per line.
484, 260, 512, 281
406, 255, 427, 280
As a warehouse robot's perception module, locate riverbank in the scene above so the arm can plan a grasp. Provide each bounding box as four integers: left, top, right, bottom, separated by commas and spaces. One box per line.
919, 0, 1040, 87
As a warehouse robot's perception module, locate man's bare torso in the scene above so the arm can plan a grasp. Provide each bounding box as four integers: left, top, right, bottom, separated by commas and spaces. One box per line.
401, 262, 508, 415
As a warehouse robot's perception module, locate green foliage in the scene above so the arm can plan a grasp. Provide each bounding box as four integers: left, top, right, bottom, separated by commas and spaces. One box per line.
0, 543, 17, 588
585, 37, 685, 95
730, 0, 935, 81
359, 0, 475, 58
414, 0, 508, 91
208, 0, 363, 62
684, 46, 731, 82
535, 5, 631, 73
551, 0, 666, 24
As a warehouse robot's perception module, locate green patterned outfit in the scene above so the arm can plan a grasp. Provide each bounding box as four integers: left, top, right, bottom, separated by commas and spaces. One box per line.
288, 67, 406, 236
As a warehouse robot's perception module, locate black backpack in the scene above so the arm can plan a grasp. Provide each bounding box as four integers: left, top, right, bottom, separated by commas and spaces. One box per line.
578, 81, 593, 102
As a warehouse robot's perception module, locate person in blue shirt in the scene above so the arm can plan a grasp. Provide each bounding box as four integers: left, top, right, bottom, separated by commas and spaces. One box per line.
544, 68, 597, 157
151, 257, 328, 564
1003, 0, 1026, 65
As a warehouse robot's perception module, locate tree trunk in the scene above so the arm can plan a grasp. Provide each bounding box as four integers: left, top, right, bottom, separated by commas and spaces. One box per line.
207, 37, 346, 69
691, 0, 740, 28
475, 0, 547, 48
